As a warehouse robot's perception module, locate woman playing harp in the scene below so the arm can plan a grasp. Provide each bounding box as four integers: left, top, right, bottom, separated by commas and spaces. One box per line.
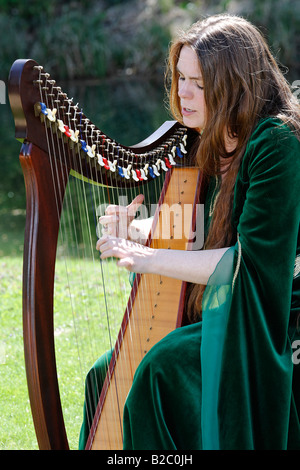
80, 14, 300, 450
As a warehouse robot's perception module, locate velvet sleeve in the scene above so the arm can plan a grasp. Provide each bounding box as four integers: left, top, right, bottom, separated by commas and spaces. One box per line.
217, 119, 300, 449
201, 119, 300, 449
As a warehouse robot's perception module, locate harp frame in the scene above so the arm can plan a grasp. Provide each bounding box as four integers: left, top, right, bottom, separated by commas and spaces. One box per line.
8, 59, 204, 450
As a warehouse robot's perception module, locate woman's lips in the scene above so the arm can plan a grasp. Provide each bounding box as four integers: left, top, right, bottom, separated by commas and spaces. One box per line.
181, 107, 196, 116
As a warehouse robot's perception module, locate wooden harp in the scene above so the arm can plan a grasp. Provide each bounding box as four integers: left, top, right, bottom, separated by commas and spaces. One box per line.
8, 59, 205, 450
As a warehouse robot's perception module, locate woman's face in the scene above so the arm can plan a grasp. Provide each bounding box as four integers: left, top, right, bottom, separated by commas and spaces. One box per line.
177, 45, 206, 130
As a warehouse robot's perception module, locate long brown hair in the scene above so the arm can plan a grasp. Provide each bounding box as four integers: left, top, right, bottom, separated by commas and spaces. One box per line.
166, 14, 300, 321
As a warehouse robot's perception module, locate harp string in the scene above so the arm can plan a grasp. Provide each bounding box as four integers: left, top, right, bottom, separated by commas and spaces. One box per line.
36, 73, 121, 440
38, 74, 107, 440
37, 73, 90, 383
69, 106, 128, 437
35, 66, 178, 447
52, 91, 97, 379
85, 138, 130, 439
42, 78, 97, 389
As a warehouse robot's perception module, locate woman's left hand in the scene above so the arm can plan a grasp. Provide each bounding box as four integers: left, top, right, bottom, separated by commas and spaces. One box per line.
96, 236, 155, 273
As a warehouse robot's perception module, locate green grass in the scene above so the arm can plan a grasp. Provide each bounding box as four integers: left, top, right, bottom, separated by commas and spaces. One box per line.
0, 169, 133, 449
0, 256, 36, 449
0, 253, 130, 450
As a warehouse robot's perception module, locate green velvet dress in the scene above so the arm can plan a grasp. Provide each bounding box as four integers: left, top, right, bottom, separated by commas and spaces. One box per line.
79, 117, 300, 450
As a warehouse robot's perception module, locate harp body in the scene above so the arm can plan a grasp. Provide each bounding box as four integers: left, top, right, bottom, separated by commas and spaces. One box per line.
8, 59, 205, 450
87, 167, 201, 450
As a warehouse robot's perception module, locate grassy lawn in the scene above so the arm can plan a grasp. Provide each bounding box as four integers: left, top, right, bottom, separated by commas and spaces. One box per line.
0, 163, 133, 449
0, 251, 130, 450
0, 256, 37, 449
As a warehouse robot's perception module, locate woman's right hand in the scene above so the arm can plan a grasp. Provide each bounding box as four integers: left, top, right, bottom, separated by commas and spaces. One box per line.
98, 194, 145, 241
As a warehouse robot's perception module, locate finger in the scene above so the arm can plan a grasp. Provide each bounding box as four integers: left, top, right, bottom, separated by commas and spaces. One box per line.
100, 241, 126, 261
101, 226, 111, 236
116, 257, 134, 270
97, 235, 125, 251
96, 235, 112, 251
99, 214, 119, 225
127, 194, 144, 211
127, 194, 144, 218
105, 204, 127, 216
99, 215, 119, 237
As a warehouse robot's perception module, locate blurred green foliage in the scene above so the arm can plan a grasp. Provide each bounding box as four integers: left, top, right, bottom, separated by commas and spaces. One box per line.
247, 0, 300, 77
1, 0, 299, 219
0, 0, 299, 81
0, 0, 171, 80
1, 0, 299, 206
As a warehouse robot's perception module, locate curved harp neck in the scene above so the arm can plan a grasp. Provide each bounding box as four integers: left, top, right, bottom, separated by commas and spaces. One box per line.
9, 59, 195, 187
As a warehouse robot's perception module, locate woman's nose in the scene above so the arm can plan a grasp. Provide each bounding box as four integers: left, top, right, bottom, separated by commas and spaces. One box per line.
178, 81, 193, 100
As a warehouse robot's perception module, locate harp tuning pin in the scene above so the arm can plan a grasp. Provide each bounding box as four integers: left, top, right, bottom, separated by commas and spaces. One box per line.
64, 125, 72, 138
70, 129, 79, 143
46, 108, 57, 122
176, 146, 184, 158
168, 153, 176, 165
102, 157, 109, 170
180, 142, 187, 154
97, 153, 104, 166
160, 159, 168, 171
123, 165, 131, 179
135, 169, 143, 181
108, 159, 116, 171
87, 144, 96, 158
164, 157, 173, 168
39, 102, 48, 115
57, 119, 66, 133
131, 169, 140, 182
152, 164, 160, 177
80, 139, 88, 152
148, 166, 156, 178
118, 166, 124, 177
140, 168, 148, 180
